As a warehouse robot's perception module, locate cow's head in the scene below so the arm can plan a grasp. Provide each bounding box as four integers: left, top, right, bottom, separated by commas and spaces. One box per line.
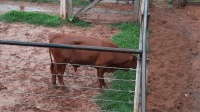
121, 54, 137, 69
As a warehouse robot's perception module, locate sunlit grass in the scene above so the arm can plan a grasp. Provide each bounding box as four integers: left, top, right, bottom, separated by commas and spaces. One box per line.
0, 10, 92, 27
0, 10, 63, 27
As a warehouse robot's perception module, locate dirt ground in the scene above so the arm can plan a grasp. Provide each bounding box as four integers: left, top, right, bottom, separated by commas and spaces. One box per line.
147, 3, 200, 112
0, 23, 120, 111
0, 0, 200, 112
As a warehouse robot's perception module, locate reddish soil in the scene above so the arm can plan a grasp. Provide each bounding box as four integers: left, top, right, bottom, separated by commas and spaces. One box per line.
147, 4, 200, 112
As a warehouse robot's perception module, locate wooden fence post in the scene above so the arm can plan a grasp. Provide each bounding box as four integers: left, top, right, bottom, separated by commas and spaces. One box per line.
134, 0, 145, 111
134, 56, 142, 112
134, 0, 140, 22
60, 0, 67, 19
67, 0, 73, 18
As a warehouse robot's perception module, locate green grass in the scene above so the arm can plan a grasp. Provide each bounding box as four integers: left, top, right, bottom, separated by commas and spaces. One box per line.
69, 17, 93, 27
166, 0, 174, 4
73, 0, 90, 6
14, 0, 91, 6
111, 23, 140, 49
13, 0, 60, 4
0, 11, 92, 27
0, 11, 64, 27
96, 23, 140, 112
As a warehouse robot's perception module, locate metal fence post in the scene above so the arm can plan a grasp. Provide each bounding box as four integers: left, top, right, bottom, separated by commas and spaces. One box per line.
141, 0, 149, 111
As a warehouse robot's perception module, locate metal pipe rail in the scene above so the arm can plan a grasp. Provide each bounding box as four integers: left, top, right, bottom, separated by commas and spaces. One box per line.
0, 40, 142, 54
141, 0, 149, 111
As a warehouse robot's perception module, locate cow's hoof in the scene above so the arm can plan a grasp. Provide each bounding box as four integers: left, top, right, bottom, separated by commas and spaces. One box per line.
0, 86, 7, 90
98, 85, 108, 92
53, 84, 59, 89
98, 88, 104, 92
60, 86, 69, 93
103, 84, 108, 89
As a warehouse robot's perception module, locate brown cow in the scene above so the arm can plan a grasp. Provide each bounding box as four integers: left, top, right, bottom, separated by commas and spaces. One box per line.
49, 34, 137, 90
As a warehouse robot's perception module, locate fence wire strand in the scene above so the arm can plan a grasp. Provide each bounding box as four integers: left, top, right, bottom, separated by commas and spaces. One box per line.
0, 101, 118, 112
0, 69, 136, 82
0, 79, 135, 93
0, 91, 133, 104
0, 57, 136, 71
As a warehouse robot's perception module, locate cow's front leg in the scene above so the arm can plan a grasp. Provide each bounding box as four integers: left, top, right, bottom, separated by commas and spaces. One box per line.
97, 68, 107, 89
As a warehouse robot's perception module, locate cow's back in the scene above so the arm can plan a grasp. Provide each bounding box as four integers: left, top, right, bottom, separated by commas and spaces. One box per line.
49, 34, 118, 47
49, 34, 119, 65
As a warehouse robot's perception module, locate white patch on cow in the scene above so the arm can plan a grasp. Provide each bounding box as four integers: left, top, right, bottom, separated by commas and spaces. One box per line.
50, 53, 55, 63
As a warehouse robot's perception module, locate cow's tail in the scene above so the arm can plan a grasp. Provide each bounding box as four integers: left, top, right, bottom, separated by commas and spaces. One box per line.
49, 50, 54, 73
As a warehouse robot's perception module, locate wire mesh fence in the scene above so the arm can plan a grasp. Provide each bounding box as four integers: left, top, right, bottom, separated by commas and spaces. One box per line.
0, 44, 137, 112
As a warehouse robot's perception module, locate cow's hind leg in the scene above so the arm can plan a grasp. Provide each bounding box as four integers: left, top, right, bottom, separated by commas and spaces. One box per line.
97, 69, 107, 89
57, 64, 67, 90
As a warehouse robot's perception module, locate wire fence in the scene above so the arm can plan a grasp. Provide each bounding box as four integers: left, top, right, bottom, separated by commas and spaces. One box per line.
0, 42, 138, 112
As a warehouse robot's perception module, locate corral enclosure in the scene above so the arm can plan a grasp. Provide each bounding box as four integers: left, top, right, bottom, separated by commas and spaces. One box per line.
0, 0, 146, 112
1, 0, 199, 112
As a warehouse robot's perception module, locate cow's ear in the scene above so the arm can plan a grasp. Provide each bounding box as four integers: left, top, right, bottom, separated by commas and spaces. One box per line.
130, 54, 137, 61
130, 55, 134, 61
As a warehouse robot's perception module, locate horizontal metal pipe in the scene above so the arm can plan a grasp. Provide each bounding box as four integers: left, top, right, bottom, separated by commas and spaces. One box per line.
0, 40, 142, 54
